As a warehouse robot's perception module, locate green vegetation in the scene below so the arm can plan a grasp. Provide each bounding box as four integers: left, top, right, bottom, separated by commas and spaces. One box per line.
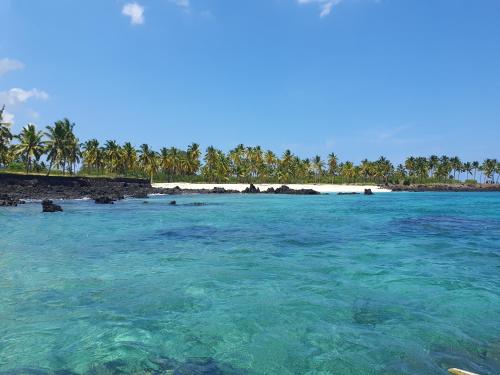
1, 107, 499, 184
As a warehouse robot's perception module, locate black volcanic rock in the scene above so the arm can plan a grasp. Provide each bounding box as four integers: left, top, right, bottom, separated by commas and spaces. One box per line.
94, 196, 115, 204
42, 200, 63, 212
243, 184, 260, 193
0, 194, 20, 206
364, 189, 374, 195
387, 183, 500, 192
274, 185, 320, 195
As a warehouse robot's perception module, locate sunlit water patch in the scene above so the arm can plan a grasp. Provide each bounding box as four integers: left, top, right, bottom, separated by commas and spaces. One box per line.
0, 193, 499, 374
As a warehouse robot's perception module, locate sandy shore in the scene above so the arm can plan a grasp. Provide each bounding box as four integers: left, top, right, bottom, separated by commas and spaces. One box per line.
152, 182, 392, 193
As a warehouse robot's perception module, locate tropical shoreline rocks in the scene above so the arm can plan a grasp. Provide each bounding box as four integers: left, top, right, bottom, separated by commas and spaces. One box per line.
386, 183, 500, 192
41, 199, 63, 212
0, 173, 322, 202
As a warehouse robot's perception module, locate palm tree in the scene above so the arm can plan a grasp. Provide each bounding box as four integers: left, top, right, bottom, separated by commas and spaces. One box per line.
428, 155, 439, 178
45, 119, 77, 175
122, 142, 137, 174
139, 144, 157, 183
341, 161, 355, 183
0, 105, 13, 167
404, 157, 416, 178
472, 161, 480, 181
82, 139, 101, 172
463, 162, 472, 181
186, 143, 201, 175
14, 124, 45, 173
67, 136, 81, 174
104, 140, 122, 173
312, 155, 324, 182
376, 156, 393, 183
482, 159, 497, 183
450, 156, 461, 180
327, 153, 338, 182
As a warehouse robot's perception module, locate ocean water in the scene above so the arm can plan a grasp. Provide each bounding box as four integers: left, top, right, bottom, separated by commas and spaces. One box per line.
1, 193, 499, 375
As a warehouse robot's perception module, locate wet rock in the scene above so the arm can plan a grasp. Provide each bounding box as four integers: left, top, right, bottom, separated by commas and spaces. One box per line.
42, 200, 63, 212
94, 196, 115, 204
274, 185, 320, 195
242, 183, 260, 194
364, 189, 374, 195
265, 187, 275, 193
169, 200, 177, 205
211, 187, 228, 194
186, 202, 207, 206
338, 192, 359, 195
131, 192, 148, 199
0, 194, 20, 206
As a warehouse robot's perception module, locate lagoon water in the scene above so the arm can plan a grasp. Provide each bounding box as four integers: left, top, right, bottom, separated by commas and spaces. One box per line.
1, 193, 500, 375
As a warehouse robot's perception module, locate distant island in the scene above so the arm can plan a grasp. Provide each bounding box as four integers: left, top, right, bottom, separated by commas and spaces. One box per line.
1, 108, 499, 186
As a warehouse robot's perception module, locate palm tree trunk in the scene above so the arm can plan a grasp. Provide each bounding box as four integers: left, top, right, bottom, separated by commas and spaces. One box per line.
46, 161, 53, 176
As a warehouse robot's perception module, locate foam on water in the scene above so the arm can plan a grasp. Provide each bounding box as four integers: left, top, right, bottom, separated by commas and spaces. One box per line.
0, 193, 499, 374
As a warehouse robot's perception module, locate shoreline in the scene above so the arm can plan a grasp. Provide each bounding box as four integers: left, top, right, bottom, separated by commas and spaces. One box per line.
1, 173, 500, 205
152, 182, 392, 193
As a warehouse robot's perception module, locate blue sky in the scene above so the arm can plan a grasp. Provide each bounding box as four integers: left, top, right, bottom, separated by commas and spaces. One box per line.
1, 0, 499, 163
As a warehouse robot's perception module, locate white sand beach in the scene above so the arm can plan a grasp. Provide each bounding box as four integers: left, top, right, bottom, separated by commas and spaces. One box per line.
152, 182, 392, 193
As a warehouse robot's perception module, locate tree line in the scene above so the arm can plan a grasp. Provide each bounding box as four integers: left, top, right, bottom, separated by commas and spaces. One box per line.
1, 108, 499, 184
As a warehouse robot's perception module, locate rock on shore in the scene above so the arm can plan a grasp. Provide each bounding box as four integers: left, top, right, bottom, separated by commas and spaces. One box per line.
42, 200, 63, 212
387, 183, 500, 192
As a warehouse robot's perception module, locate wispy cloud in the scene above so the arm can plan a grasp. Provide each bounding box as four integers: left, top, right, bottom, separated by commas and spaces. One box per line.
122, 2, 145, 25
170, 0, 191, 13
297, 0, 342, 18
172, 0, 190, 9
0, 58, 25, 76
0, 88, 49, 107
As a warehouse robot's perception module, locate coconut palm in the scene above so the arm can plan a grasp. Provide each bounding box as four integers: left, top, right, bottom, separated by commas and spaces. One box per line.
122, 142, 137, 174
0, 105, 13, 167
482, 159, 497, 183
186, 143, 201, 175
14, 124, 45, 173
103, 140, 122, 173
450, 156, 461, 180
45, 118, 77, 175
82, 139, 101, 171
471, 161, 479, 182
138, 144, 158, 183
327, 153, 338, 179
312, 155, 324, 182
463, 162, 472, 181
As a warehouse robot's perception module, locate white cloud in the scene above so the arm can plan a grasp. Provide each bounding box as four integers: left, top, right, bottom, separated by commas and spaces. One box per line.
173, 0, 190, 9
0, 58, 25, 76
0, 88, 49, 107
122, 2, 145, 25
297, 0, 343, 18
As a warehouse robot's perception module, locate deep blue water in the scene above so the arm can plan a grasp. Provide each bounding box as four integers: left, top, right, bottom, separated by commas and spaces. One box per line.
1, 193, 499, 375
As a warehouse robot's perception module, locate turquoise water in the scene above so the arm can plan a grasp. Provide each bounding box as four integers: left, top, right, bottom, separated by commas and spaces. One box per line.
1, 193, 499, 375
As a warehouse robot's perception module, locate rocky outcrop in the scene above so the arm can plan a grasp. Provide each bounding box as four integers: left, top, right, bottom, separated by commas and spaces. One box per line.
338, 192, 359, 195
242, 184, 260, 193
0, 194, 23, 206
0, 173, 159, 200
364, 189, 374, 195
270, 185, 320, 195
42, 199, 63, 212
387, 183, 500, 192
94, 196, 115, 204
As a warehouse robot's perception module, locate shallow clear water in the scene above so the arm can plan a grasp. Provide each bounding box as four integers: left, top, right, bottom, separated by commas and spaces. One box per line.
1, 193, 500, 375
